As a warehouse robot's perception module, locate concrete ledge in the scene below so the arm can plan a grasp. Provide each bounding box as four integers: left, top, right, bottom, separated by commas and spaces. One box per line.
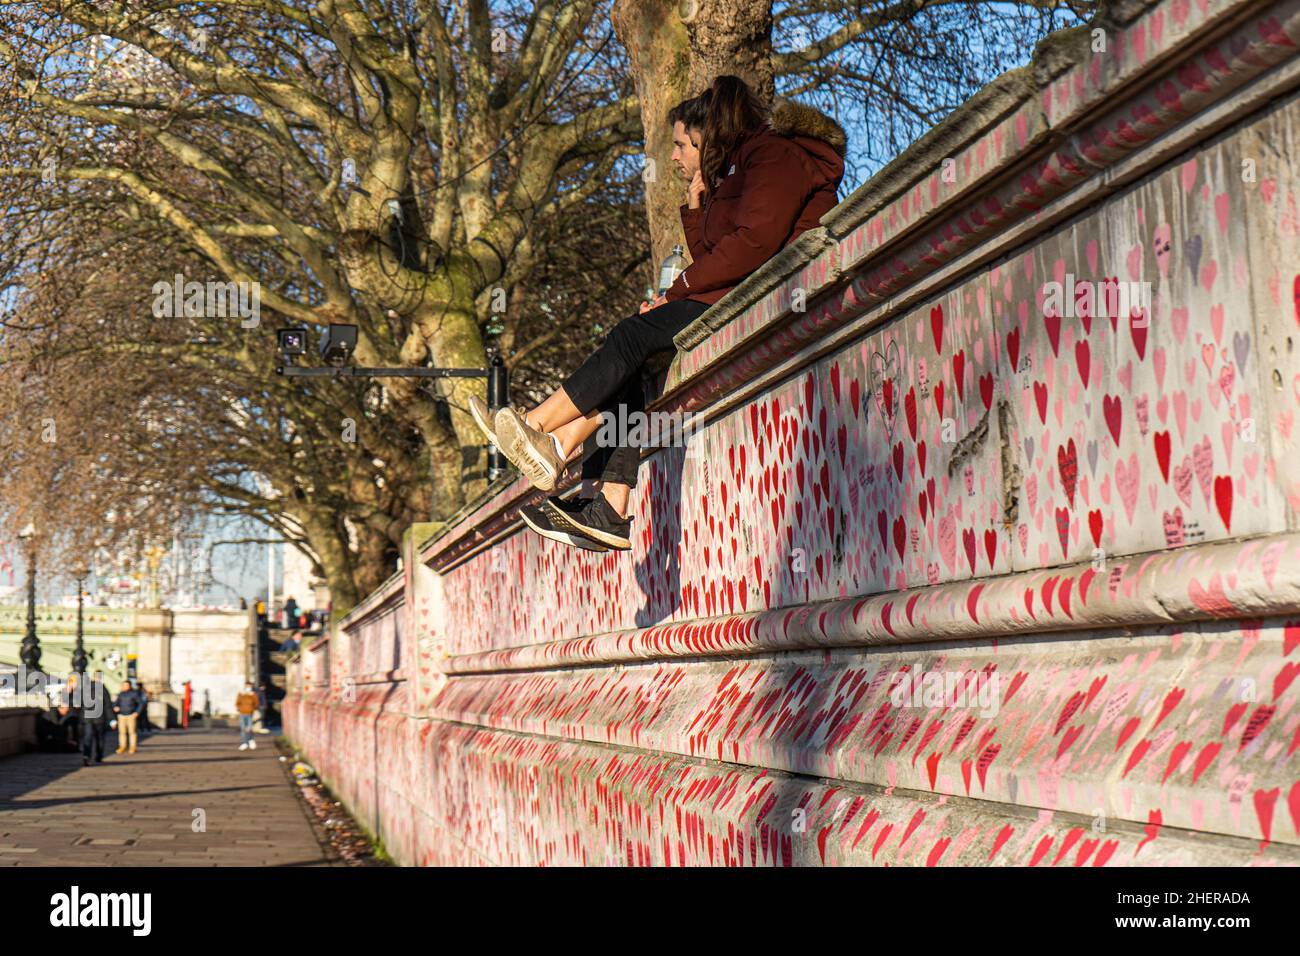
405, 718, 1294, 865
442, 533, 1300, 672
431, 616, 1300, 846
0, 706, 42, 758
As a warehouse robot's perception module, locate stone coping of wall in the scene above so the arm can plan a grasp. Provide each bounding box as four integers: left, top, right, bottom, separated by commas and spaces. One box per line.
660, 0, 1289, 380
441, 532, 1300, 673
335, 566, 406, 633
416, 0, 1297, 577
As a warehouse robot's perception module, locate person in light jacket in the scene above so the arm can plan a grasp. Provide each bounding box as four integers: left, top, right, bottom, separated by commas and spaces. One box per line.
235, 683, 259, 751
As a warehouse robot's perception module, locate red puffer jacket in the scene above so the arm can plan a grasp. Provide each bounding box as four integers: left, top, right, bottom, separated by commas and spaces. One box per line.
666, 98, 847, 306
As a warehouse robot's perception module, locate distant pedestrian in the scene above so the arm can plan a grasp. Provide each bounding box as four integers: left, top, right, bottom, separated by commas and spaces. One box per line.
58, 674, 82, 751
131, 679, 152, 736
283, 595, 298, 625
257, 679, 277, 733
112, 680, 145, 755
77, 672, 114, 766
235, 683, 259, 751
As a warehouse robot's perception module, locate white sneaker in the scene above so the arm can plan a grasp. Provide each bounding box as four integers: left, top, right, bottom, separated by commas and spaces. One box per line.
494, 406, 564, 491
248, 740, 257, 750
239, 742, 249, 751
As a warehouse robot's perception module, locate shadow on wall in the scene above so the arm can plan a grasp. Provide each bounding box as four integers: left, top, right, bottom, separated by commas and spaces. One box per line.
633, 441, 687, 629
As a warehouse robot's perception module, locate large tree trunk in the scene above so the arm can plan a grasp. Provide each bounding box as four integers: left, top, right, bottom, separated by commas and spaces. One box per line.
612, 0, 693, 267
612, 0, 776, 266
684, 0, 775, 101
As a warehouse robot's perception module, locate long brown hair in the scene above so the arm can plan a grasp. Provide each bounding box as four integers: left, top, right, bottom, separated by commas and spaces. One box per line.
698, 75, 767, 199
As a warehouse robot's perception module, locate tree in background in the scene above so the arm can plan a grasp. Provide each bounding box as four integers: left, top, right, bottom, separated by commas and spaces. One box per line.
616, 0, 1089, 258
0, 0, 1086, 608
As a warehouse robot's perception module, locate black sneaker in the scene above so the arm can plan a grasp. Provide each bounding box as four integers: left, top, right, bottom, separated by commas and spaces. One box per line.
520, 503, 608, 553
542, 495, 632, 551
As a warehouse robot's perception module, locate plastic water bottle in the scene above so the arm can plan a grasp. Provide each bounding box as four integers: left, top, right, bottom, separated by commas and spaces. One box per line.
657, 244, 688, 295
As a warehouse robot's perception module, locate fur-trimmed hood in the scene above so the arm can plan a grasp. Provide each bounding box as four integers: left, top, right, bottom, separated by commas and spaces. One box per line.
769, 97, 848, 158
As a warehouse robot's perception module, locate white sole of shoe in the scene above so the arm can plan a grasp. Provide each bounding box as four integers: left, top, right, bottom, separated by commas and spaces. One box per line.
542, 500, 632, 551
520, 507, 608, 552
468, 396, 497, 444
495, 409, 560, 492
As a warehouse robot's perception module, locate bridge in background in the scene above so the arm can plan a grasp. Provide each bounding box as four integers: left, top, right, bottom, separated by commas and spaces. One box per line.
285, 0, 1300, 865
0, 606, 255, 726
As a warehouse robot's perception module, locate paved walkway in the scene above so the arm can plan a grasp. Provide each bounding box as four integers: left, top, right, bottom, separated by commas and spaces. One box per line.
0, 728, 331, 866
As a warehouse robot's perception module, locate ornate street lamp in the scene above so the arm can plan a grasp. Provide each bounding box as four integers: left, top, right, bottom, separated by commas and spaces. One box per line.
18, 523, 41, 676
71, 565, 91, 675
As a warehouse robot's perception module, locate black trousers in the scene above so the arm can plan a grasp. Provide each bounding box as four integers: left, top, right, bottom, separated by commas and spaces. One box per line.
81, 721, 106, 762
561, 298, 709, 489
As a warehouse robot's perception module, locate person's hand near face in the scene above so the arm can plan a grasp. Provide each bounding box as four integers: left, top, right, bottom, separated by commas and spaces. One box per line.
687, 170, 706, 210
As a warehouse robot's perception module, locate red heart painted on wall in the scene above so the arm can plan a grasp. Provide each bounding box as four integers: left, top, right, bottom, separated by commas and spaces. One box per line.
1213, 475, 1233, 531
1058, 439, 1079, 506
1102, 394, 1123, 446
1045, 309, 1062, 356
1033, 381, 1048, 424
1153, 430, 1171, 481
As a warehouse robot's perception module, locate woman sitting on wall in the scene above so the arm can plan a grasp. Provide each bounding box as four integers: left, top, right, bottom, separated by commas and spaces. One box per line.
470, 75, 846, 551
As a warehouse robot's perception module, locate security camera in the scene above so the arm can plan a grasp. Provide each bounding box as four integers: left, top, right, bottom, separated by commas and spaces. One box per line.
277, 328, 307, 356
320, 324, 358, 367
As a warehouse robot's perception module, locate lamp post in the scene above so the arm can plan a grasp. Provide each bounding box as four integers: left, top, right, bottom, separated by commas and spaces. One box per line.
72, 566, 91, 675
18, 523, 41, 676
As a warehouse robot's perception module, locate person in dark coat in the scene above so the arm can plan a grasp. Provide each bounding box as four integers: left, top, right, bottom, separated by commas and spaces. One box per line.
76, 672, 114, 766
112, 681, 146, 754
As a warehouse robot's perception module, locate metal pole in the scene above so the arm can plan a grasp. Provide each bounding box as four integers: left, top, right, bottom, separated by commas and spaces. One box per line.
20, 539, 41, 675
267, 541, 275, 627
487, 354, 509, 481
72, 574, 88, 674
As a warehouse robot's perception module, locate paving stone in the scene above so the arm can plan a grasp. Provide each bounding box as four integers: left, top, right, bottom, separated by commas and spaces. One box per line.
0, 729, 330, 866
